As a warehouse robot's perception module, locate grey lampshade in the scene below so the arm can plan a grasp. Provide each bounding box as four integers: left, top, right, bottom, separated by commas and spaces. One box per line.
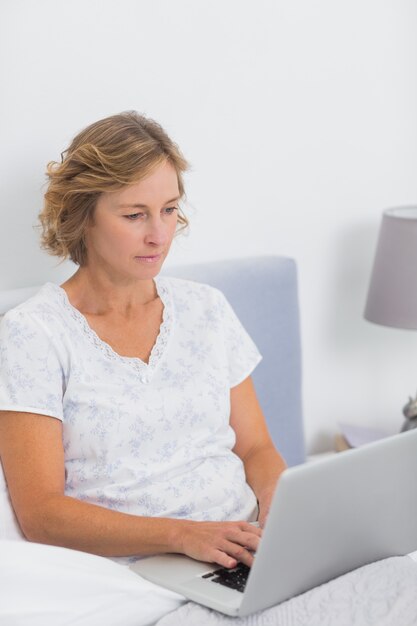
364, 207, 417, 330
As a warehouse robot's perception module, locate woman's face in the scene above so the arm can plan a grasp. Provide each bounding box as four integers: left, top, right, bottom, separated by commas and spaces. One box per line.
84, 160, 180, 283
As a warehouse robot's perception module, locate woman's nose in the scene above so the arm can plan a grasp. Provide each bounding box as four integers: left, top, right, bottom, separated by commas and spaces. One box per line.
143, 216, 170, 247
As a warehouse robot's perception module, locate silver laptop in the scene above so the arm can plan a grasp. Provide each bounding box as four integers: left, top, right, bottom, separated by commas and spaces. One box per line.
130, 429, 417, 617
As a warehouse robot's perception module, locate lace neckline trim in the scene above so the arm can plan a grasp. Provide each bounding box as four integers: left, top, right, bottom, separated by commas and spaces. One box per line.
46, 276, 172, 375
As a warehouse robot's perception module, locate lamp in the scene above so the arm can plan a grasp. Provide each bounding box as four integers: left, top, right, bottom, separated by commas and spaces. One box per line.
364, 206, 417, 431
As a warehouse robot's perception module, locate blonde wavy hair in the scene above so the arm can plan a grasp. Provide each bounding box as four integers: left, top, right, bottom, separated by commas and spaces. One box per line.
39, 111, 190, 266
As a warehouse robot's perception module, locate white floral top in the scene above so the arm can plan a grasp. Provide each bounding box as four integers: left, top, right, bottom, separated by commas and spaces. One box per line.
0, 276, 262, 561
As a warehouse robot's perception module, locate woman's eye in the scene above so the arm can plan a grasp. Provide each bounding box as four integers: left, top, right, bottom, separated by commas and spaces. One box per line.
124, 213, 144, 220
124, 207, 177, 220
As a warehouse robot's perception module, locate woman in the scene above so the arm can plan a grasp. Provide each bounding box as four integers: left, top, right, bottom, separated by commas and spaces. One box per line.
0, 111, 286, 625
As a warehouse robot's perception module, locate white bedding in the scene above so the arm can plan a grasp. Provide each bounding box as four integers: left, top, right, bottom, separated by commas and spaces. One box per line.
156, 555, 417, 626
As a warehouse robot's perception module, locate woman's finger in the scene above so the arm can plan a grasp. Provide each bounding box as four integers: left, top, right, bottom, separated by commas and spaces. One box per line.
211, 549, 238, 569
226, 529, 261, 552
220, 540, 255, 567
238, 522, 262, 537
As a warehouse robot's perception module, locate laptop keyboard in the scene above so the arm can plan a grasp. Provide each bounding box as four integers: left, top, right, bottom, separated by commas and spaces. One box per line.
201, 563, 250, 593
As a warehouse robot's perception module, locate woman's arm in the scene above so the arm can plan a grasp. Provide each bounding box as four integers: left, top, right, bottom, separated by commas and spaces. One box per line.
0, 411, 260, 568
230, 376, 287, 528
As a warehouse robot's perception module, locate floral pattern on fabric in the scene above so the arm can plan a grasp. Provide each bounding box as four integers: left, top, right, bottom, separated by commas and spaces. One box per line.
0, 276, 262, 563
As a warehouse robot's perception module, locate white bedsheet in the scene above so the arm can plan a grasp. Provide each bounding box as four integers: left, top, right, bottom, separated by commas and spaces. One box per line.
156, 555, 417, 626
1, 540, 417, 625
0, 540, 186, 626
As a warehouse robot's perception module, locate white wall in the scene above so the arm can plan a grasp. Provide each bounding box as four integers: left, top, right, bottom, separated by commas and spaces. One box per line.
1, 0, 417, 453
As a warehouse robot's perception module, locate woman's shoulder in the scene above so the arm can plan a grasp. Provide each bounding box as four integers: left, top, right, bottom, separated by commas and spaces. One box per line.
158, 275, 224, 306
1, 282, 68, 331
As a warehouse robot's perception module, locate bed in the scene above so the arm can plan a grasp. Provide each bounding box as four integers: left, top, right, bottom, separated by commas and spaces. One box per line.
1, 256, 417, 625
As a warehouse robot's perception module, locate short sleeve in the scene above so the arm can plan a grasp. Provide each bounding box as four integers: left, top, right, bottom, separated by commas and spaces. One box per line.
216, 290, 262, 388
0, 308, 65, 420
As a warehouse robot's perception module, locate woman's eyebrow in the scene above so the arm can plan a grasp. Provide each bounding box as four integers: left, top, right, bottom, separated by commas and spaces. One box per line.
118, 196, 181, 209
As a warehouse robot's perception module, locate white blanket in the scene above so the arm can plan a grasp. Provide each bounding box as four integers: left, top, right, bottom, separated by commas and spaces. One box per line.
156, 555, 417, 626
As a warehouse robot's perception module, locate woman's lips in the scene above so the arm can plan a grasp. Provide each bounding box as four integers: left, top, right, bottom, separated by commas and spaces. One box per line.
134, 254, 162, 264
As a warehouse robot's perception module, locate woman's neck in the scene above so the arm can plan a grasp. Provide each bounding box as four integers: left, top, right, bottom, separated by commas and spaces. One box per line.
60, 267, 159, 316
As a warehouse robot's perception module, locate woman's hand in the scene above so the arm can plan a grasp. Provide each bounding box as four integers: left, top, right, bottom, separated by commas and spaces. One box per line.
176, 520, 262, 569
